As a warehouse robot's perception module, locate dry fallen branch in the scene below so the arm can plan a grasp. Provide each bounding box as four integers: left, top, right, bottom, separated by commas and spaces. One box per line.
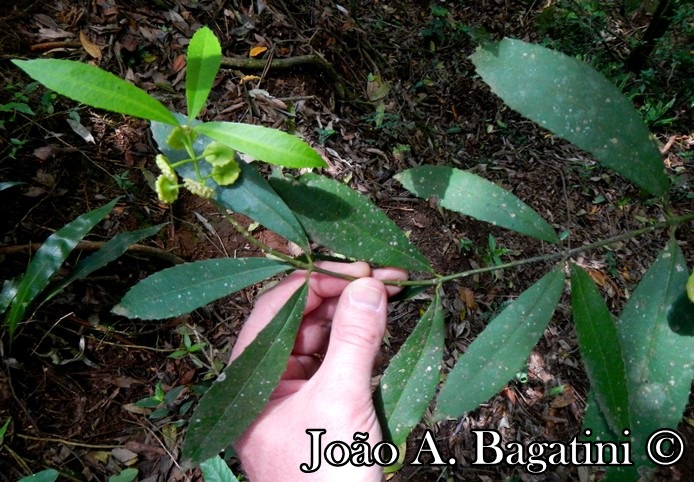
221, 54, 347, 97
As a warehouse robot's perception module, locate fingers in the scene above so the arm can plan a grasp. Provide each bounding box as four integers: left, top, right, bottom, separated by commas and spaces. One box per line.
232, 262, 408, 361
232, 261, 372, 360
286, 267, 409, 356
373, 267, 408, 296
282, 354, 322, 380
314, 278, 388, 396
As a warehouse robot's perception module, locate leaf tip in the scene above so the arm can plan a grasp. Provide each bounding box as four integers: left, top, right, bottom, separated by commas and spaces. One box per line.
111, 304, 129, 317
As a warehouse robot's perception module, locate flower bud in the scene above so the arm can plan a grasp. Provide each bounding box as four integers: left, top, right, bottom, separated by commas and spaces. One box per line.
155, 154, 177, 182
183, 178, 215, 199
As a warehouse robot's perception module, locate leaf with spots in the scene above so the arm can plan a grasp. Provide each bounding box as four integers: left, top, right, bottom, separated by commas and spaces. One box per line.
4, 199, 118, 339
270, 173, 433, 273
396, 166, 558, 243
182, 282, 308, 465
112, 258, 292, 320
471, 38, 667, 196
615, 239, 694, 468
433, 266, 564, 420
571, 264, 631, 435
581, 391, 638, 482
375, 290, 444, 446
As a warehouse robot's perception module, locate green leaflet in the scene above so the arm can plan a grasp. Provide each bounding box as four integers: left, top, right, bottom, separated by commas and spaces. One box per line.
396, 166, 558, 243
471, 38, 667, 197
616, 239, 694, 468
376, 290, 444, 446
113, 258, 292, 320
182, 282, 308, 465
107, 468, 138, 482
43, 224, 166, 303
4, 199, 118, 338
186, 26, 222, 120
151, 117, 309, 248
434, 266, 564, 420
578, 241, 694, 480
571, 264, 631, 435
12, 59, 178, 126
194, 122, 327, 169
200, 456, 240, 482
0, 417, 10, 443
270, 173, 433, 273
582, 391, 638, 482
0, 279, 19, 317
16, 469, 59, 482
0, 181, 25, 191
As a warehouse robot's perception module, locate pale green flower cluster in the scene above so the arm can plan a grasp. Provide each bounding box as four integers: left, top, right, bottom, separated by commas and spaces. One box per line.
153, 127, 240, 204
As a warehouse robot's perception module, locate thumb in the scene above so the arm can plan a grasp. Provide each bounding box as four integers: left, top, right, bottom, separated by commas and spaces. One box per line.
316, 277, 387, 394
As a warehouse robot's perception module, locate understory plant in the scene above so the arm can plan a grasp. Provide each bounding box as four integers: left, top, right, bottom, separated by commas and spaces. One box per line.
13, 27, 693, 481
0, 197, 165, 340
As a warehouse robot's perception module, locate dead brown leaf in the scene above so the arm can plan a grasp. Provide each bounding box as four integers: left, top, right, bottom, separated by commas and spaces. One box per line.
459, 287, 478, 311
80, 31, 102, 59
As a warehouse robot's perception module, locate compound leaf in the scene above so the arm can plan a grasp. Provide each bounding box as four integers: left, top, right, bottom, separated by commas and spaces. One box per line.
471, 38, 667, 196
113, 258, 292, 320
182, 282, 308, 465
396, 166, 558, 243
270, 173, 433, 273
186, 26, 222, 120
5, 199, 118, 338
434, 266, 564, 419
12, 59, 178, 126
571, 264, 631, 434
376, 290, 444, 446
195, 122, 326, 168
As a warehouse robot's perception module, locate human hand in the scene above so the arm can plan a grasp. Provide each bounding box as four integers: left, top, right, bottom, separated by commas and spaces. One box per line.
232, 261, 407, 481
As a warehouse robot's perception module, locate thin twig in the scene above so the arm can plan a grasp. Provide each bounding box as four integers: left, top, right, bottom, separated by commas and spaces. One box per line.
220, 54, 346, 96
0, 241, 184, 265
15, 433, 120, 449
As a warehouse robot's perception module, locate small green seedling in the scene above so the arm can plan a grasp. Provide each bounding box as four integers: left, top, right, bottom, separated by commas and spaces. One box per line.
0, 199, 164, 340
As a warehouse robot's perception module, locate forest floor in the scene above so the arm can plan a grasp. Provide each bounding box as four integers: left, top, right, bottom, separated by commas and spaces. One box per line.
0, 0, 692, 481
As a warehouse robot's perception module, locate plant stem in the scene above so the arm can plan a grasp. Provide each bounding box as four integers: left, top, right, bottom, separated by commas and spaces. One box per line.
305, 213, 694, 286
218, 206, 693, 287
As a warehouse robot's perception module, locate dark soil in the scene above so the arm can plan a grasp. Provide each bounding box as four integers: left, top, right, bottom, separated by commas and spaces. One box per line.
0, 1, 692, 481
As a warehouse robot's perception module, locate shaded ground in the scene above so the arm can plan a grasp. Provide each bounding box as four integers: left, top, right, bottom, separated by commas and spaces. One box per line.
0, 0, 692, 481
